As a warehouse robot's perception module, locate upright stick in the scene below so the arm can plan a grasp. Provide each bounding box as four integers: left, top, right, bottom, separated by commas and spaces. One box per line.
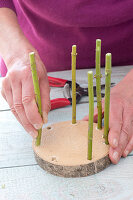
104, 53, 112, 144
88, 71, 94, 160
29, 52, 43, 146
71, 45, 77, 124
95, 39, 102, 129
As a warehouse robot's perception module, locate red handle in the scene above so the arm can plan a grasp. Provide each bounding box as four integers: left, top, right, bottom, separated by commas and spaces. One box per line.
48, 76, 67, 87
50, 98, 71, 110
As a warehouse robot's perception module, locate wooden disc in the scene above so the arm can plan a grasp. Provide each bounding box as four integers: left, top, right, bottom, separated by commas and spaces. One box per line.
33, 121, 111, 177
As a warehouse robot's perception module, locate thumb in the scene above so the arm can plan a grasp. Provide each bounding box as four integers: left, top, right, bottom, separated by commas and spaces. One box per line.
93, 106, 98, 122
82, 107, 102, 122
82, 115, 89, 121
83, 99, 104, 122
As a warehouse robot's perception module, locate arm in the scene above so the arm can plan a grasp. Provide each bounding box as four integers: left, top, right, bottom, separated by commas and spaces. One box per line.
0, 8, 34, 68
0, 8, 50, 137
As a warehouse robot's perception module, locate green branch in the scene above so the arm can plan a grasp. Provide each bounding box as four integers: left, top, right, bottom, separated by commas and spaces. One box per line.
71, 45, 77, 124
29, 52, 43, 146
95, 39, 102, 129
104, 53, 112, 144
88, 71, 94, 160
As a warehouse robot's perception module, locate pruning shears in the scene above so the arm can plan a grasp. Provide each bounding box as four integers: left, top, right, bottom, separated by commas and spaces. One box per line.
49, 76, 114, 110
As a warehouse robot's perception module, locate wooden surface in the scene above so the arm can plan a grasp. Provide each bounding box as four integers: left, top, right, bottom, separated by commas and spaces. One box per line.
33, 121, 110, 177
0, 65, 133, 199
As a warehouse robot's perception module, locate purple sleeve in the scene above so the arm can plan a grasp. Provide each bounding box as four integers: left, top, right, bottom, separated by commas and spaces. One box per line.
0, 0, 16, 13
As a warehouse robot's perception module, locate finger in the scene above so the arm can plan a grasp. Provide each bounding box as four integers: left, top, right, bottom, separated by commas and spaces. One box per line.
122, 106, 133, 140
11, 79, 38, 138
40, 77, 51, 123
108, 100, 123, 148
82, 107, 99, 121
109, 129, 128, 164
109, 107, 133, 163
123, 135, 133, 157
1, 87, 6, 100
1, 80, 7, 100
22, 78, 43, 130
122, 107, 133, 157
2, 78, 22, 125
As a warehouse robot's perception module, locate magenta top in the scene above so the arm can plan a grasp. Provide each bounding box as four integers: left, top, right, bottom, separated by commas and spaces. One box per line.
0, 0, 133, 76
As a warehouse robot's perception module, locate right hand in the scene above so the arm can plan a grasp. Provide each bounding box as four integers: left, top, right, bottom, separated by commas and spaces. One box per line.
1, 50, 50, 138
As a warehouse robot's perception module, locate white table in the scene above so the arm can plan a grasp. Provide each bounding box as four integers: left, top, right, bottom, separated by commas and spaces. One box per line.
0, 65, 133, 200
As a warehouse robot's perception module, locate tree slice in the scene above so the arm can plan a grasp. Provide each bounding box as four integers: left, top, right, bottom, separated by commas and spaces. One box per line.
33, 121, 111, 177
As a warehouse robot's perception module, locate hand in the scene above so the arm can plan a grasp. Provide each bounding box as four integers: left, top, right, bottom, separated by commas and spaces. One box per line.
83, 69, 133, 164
1, 50, 50, 138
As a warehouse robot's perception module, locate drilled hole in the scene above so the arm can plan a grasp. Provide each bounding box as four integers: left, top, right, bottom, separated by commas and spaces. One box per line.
51, 156, 57, 161
47, 126, 51, 130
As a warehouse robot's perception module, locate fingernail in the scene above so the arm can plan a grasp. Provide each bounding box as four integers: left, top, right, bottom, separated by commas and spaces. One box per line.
124, 150, 129, 157
34, 124, 42, 130
29, 131, 38, 138
43, 112, 48, 124
113, 151, 119, 161
113, 138, 118, 147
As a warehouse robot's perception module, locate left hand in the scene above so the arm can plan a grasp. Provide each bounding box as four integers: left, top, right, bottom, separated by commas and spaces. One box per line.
83, 69, 133, 164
